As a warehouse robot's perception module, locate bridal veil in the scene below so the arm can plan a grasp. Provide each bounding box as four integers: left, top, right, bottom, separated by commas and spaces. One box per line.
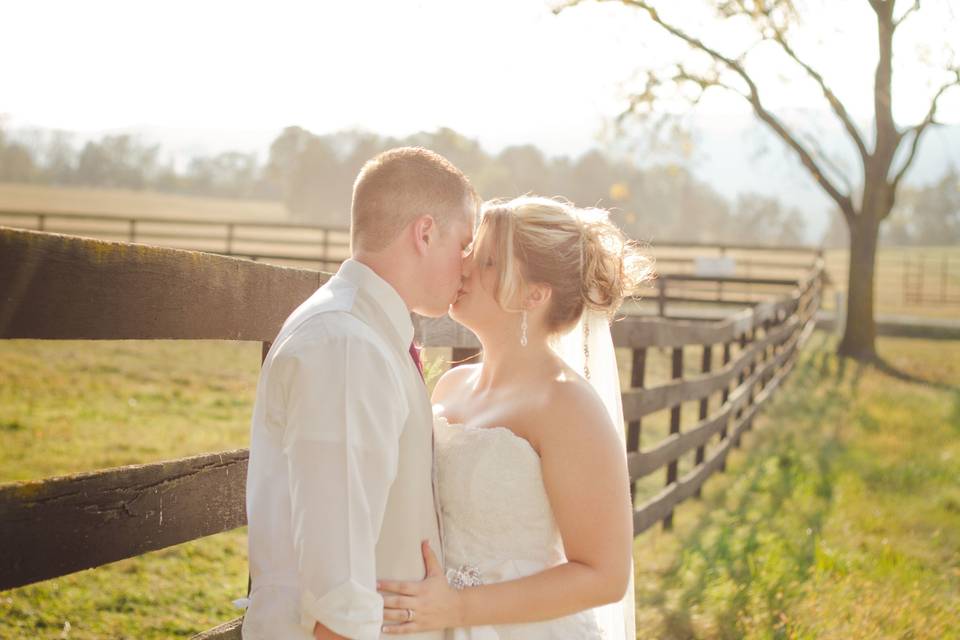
553, 309, 637, 640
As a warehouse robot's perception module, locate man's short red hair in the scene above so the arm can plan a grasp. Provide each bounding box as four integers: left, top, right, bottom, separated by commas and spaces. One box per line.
351, 147, 479, 252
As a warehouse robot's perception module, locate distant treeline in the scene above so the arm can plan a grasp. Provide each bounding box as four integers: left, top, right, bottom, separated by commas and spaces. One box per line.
1, 123, 956, 246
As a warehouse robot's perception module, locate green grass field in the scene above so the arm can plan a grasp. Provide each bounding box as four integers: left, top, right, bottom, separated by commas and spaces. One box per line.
0, 340, 260, 638
1, 333, 957, 638
629, 333, 960, 638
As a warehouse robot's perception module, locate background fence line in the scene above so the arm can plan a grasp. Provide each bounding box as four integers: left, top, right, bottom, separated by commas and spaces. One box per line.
7, 207, 958, 317
0, 208, 824, 323
0, 208, 821, 278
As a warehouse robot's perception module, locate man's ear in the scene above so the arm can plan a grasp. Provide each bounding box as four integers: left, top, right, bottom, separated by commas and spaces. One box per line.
411, 215, 436, 256
525, 283, 552, 311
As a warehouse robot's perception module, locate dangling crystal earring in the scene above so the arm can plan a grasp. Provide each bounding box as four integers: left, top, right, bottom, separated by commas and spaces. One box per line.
583, 317, 591, 380
520, 310, 528, 347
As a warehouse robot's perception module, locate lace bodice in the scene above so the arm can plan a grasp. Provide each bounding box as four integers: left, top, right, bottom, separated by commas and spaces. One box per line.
434, 415, 605, 639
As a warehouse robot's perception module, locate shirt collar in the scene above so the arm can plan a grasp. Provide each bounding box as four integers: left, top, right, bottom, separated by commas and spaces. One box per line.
336, 258, 415, 348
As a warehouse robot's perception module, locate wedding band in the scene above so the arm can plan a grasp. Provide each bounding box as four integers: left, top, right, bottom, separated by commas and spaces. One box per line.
405, 608, 414, 622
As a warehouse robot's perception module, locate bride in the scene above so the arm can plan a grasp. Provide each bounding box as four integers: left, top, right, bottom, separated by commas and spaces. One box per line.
377, 196, 653, 638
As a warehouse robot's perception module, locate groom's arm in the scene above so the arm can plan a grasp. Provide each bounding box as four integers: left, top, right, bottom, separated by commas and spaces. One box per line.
277, 329, 409, 640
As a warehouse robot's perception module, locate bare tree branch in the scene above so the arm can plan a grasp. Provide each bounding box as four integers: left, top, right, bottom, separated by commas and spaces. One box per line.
616, 63, 745, 129
799, 128, 855, 194
890, 67, 960, 192
549, 0, 581, 15
555, 0, 950, 360
894, 0, 921, 28
613, 0, 857, 220
675, 61, 744, 96
766, 24, 870, 164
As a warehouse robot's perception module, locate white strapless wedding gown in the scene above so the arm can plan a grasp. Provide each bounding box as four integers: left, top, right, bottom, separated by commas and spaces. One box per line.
434, 416, 606, 639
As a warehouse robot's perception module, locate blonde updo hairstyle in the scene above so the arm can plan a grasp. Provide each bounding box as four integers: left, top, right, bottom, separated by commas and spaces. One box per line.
474, 196, 655, 335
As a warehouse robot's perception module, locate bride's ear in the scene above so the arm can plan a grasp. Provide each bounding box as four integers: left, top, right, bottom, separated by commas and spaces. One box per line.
524, 283, 552, 311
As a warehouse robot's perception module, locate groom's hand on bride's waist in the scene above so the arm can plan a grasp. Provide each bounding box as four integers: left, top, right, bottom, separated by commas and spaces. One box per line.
378, 540, 464, 634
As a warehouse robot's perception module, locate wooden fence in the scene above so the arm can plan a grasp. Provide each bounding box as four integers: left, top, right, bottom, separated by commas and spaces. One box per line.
0, 225, 822, 638
903, 252, 960, 306
0, 209, 353, 270
0, 208, 819, 280
0, 208, 823, 321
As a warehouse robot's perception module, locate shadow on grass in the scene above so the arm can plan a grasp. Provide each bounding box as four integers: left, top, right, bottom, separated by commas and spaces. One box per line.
821, 333, 958, 394
871, 355, 960, 393
641, 336, 850, 639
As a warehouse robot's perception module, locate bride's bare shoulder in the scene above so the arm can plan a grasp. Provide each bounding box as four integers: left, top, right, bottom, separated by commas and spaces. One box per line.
432, 363, 480, 404
539, 372, 619, 446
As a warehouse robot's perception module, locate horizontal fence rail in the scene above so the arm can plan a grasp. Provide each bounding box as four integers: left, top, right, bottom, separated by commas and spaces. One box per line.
0, 227, 326, 341
0, 210, 353, 270
902, 252, 960, 305
0, 450, 248, 591
0, 224, 824, 639
0, 208, 821, 277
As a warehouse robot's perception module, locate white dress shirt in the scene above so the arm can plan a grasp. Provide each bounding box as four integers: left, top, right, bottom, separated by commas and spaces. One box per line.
243, 259, 443, 640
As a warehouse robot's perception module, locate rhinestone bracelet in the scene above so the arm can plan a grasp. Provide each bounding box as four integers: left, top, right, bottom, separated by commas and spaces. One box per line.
445, 564, 483, 590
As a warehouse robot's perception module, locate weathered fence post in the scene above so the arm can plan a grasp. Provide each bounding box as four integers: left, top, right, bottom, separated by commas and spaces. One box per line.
762, 318, 773, 387
657, 277, 667, 317
693, 343, 712, 499
626, 347, 646, 504
719, 340, 732, 472
663, 346, 684, 530
903, 253, 910, 305
746, 325, 758, 433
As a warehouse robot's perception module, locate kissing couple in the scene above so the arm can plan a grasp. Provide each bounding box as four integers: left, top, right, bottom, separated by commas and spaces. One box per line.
242, 147, 652, 639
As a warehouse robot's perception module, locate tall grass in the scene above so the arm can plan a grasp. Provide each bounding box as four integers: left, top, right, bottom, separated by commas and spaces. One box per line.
630, 333, 960, 638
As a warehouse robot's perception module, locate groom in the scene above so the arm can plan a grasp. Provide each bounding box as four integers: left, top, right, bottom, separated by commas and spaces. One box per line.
243, 147, 478, 640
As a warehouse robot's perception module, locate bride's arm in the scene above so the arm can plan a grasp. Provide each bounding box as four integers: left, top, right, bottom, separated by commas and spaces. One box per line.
462, 390, 633, 624
379, 382, 633, 632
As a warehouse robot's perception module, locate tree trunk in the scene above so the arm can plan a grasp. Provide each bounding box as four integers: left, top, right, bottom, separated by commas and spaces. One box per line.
838, 212, 880, 360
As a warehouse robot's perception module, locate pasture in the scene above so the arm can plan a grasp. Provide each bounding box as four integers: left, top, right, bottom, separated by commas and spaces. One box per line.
821, 246, 960, 321
0, 183, 288, 222
1, 334, 957, 638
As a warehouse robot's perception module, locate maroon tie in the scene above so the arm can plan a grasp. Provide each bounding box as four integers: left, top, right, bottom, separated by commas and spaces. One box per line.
409, 341, 424, 380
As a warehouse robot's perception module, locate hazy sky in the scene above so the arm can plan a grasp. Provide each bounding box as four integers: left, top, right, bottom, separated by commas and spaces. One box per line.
4, 0, 958, 154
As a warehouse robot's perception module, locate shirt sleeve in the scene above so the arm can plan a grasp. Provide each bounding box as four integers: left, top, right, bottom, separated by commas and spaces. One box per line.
274, 330, 410, 639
